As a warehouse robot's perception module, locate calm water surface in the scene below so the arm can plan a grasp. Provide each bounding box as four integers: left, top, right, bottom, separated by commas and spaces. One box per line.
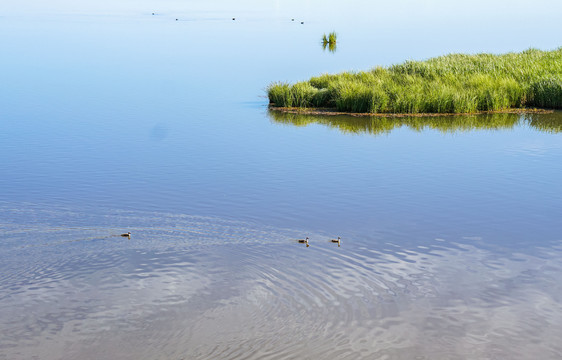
2, 1, 562, 359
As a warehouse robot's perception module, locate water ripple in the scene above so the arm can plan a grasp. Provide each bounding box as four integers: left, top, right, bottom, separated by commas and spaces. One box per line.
1, 204, 562, 359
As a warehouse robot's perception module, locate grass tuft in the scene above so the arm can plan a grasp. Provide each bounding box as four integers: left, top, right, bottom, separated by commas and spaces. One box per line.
321, 32, 337, 52
322, 31, 337, 45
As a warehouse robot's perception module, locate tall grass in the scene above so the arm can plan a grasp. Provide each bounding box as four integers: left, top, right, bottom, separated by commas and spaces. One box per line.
268, 48, 562, 113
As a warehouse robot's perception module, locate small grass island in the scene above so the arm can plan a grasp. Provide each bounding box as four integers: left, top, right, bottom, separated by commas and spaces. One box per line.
268, 48, 562, 115
322, 32, 337, 46
321, 32, 337, 52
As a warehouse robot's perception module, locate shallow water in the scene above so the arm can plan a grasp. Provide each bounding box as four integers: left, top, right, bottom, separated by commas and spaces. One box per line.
2, 1, 562, 359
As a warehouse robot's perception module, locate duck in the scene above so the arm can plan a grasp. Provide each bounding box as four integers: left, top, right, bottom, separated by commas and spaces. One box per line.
331, 236, 341, 246
121, 232, 131, 238
298, 237, 309, 247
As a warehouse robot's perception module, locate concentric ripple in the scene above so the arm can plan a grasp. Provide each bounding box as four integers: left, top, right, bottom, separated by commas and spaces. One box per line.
1, 204, 562, 360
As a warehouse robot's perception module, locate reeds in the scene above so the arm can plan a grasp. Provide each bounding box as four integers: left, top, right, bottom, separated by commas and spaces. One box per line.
267, 48, 562, 114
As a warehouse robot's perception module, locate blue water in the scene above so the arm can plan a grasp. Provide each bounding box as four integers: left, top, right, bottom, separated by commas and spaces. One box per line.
1, 1, 562, 359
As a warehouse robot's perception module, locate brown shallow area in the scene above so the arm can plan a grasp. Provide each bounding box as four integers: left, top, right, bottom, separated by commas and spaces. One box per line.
269, 106, 554, 118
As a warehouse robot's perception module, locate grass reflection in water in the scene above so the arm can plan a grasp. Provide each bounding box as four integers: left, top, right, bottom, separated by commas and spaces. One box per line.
268, 110, 562, 136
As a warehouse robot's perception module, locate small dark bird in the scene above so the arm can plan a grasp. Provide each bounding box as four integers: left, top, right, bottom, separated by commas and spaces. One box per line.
175, 18, 178, 21
121, 232, 131, 238
331, 236, 341, 247
152, 13, 155, 15
232, 18, 235, 20
291, 19, 294, 21
300, 21, 304, 24
298, 237, 310, 247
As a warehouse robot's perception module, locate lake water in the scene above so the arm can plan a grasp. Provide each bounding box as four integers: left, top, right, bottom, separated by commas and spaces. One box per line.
1, 1, 562, 359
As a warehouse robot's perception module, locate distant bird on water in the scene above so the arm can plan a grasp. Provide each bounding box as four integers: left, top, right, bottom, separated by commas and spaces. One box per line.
121, 232, 131, 238
298, 237, 309, 247
331, 236, 341, 247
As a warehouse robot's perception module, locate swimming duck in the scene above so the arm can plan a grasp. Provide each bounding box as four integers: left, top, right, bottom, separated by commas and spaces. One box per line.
331, 236, 341, 246
121, 232, 131, 238
298, 237, 309, 247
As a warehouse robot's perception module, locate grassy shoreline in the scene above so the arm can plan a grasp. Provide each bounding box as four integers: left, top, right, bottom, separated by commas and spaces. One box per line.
270, 106, 553, 118
268, 48, 562, 114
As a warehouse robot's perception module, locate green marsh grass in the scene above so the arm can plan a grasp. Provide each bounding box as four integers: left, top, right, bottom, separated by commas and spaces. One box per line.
268, 48, 562, 114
